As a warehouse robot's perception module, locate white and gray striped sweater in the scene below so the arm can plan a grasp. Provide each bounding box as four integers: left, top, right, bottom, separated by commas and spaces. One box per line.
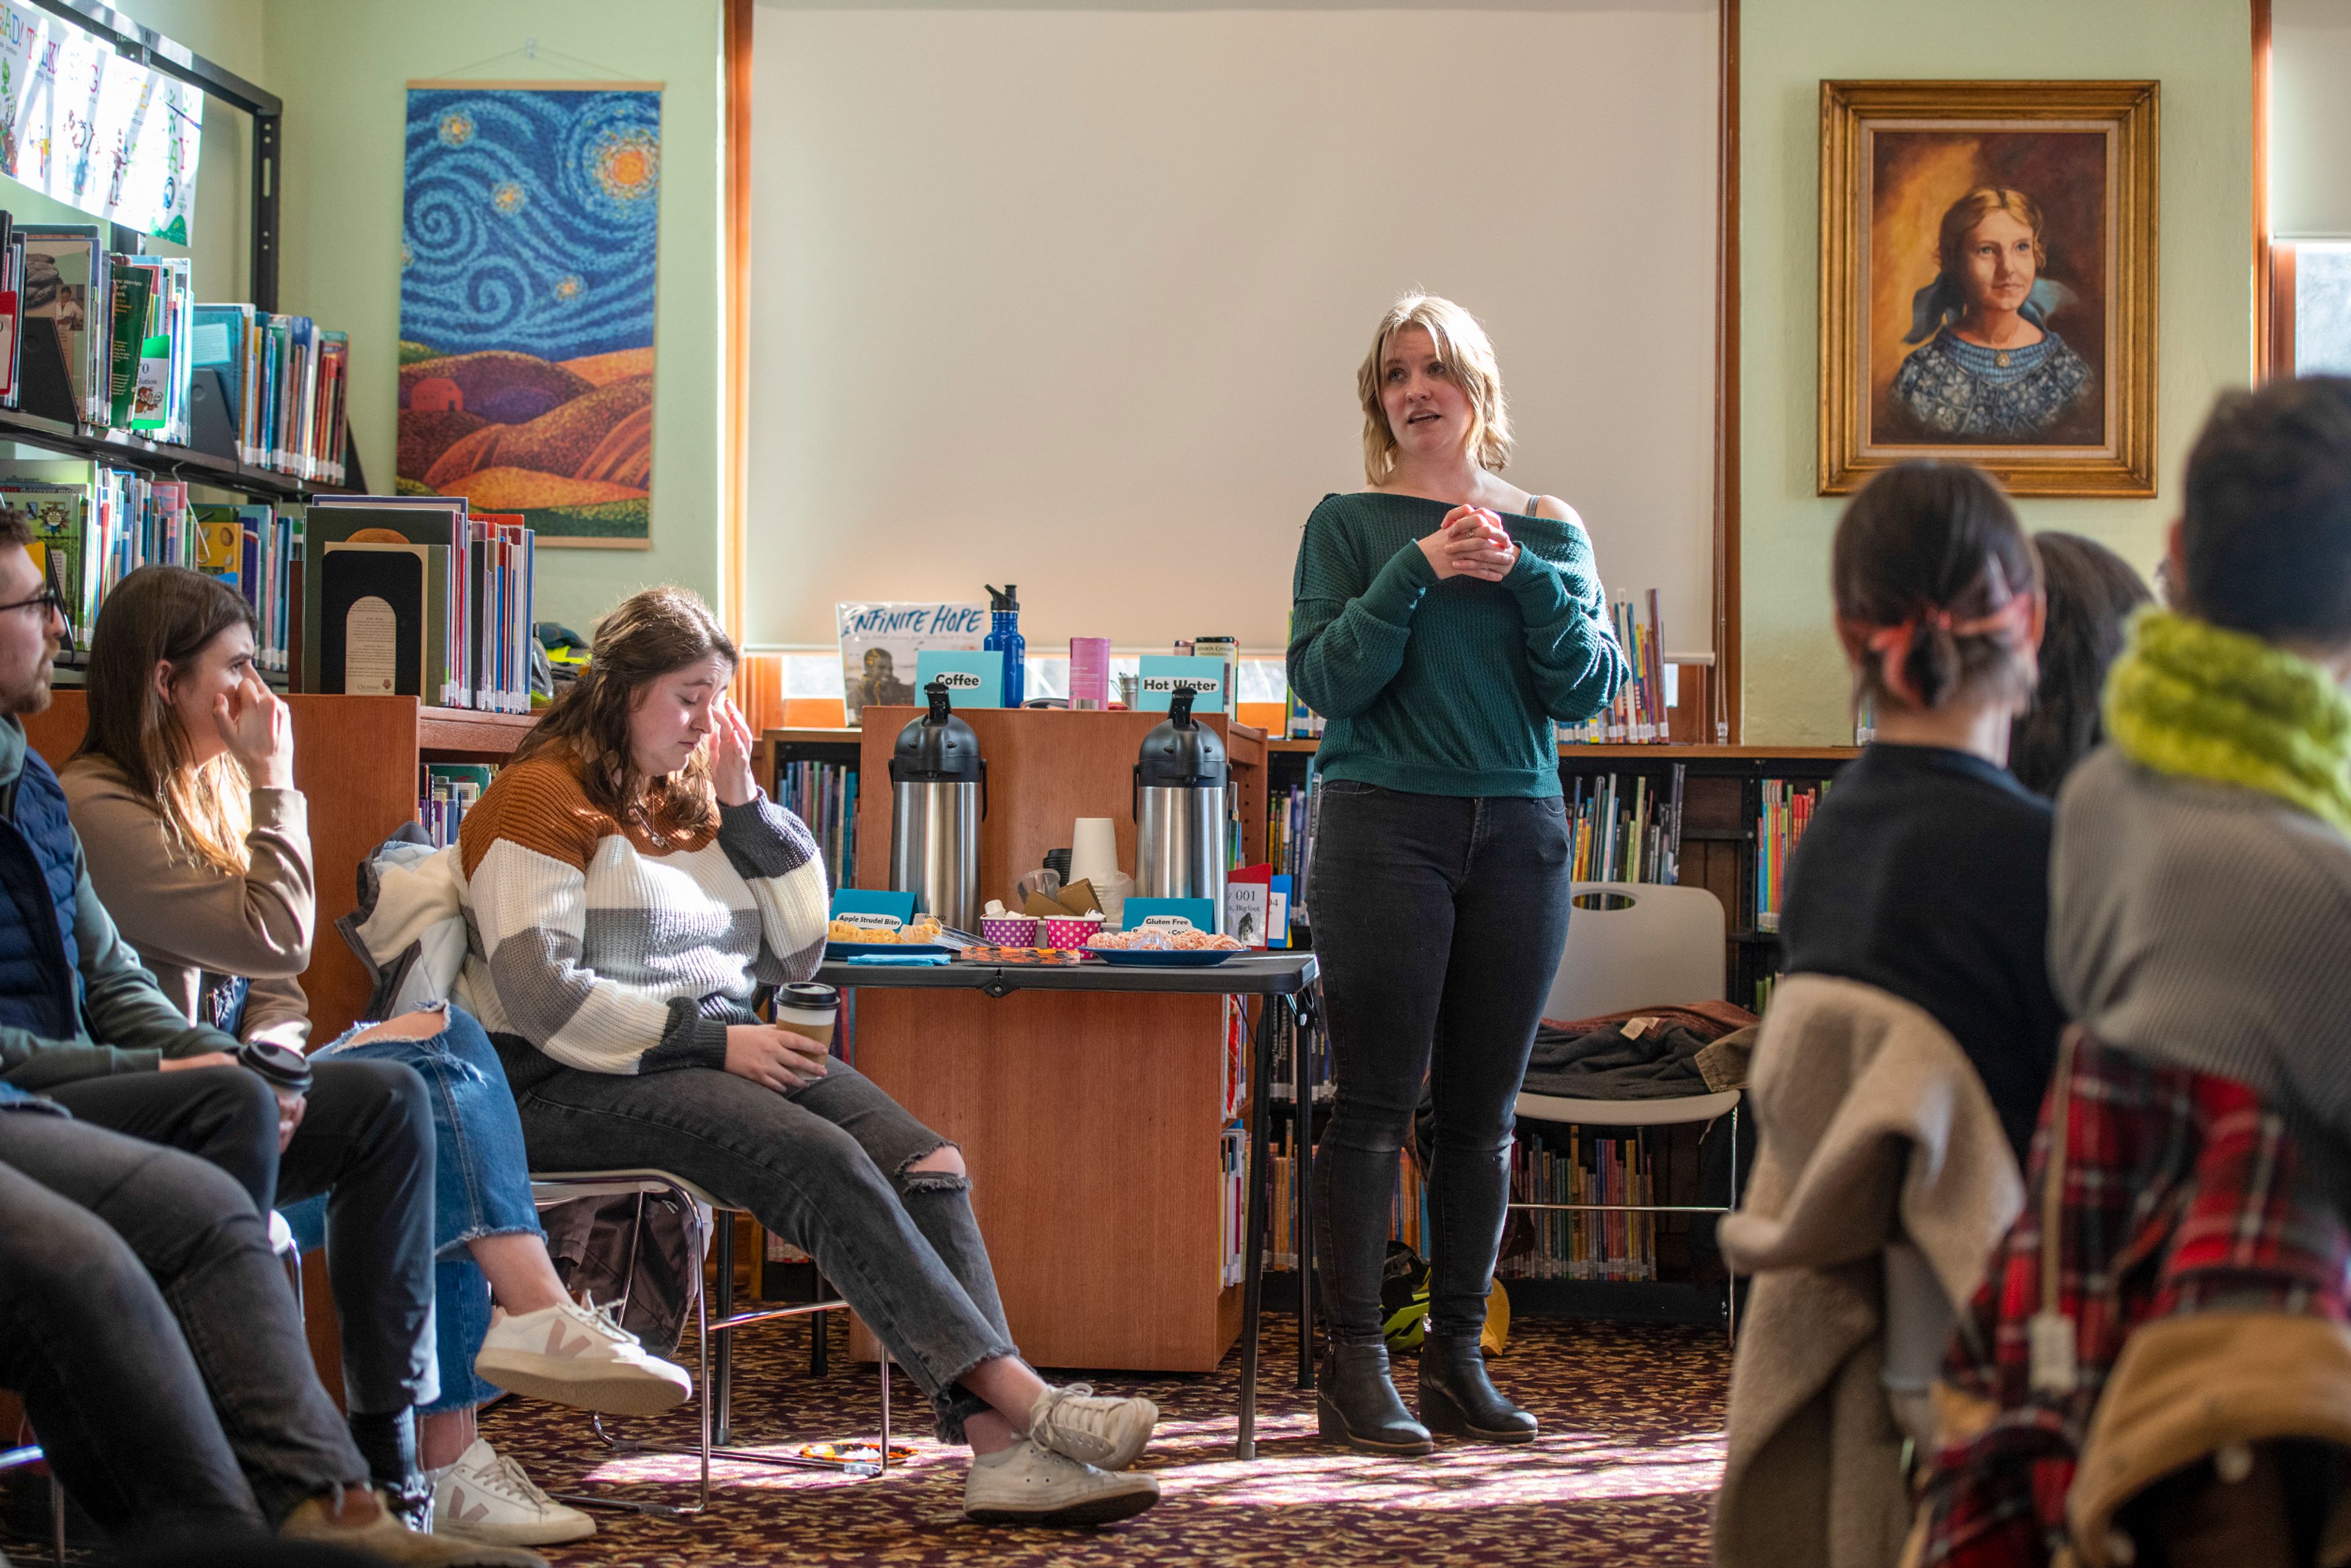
458, 754, 831, 1075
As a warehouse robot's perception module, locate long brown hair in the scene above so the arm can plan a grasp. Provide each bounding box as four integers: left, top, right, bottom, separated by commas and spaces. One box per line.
510, 585, 738, 835
73, 565, 261, 876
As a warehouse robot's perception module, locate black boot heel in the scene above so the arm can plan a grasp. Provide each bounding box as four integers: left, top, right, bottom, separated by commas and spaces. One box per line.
1317, 1342, 1434, 1455
1417, 1334, 1537, 1444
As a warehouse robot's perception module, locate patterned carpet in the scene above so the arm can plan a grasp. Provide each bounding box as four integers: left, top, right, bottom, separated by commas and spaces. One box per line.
485, 1311, 1729, 1566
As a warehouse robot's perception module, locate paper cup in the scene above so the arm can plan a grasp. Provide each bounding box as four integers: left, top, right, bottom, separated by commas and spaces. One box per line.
981, 914, 1040, 947
1043, 913, 1104, 950
1070, 817, 1120, 887
774, 981, 839, 1046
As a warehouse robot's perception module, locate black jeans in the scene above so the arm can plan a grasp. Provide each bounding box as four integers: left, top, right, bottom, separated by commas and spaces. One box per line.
1310, 782, 1572, 1344
496, 1042, 1018, 1444
0, 1109, 367, 1544
47, 1062, 439, 1415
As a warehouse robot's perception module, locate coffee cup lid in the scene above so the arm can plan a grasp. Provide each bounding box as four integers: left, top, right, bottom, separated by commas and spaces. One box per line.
780, 981, 839, 1009
238, 1039, 313, 1092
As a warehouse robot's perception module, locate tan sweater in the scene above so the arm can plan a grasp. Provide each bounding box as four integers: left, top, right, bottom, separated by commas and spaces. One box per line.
1714, 974, 2025, 1568
59, 755, 317, 1049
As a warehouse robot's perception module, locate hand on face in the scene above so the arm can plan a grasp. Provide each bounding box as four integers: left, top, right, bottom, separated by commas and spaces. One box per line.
213, 667, 294, 789
710, 695, 759, 808
1417, 506, 1519, 582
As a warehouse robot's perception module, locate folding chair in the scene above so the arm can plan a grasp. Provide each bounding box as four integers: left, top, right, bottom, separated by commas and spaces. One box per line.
528, 1170, 893, 1517
1509, 883, 1742, 1343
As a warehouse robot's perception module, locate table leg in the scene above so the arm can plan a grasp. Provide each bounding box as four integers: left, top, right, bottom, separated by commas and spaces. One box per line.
1291, 994, 1316, 1391
1237, 991, 1278, 1461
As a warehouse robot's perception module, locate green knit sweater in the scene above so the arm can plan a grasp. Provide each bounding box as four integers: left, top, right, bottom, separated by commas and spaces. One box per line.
1287, 492, 1627, 798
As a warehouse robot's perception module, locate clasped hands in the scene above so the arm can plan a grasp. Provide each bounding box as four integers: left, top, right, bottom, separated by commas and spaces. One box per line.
1417, 505, 1520, 583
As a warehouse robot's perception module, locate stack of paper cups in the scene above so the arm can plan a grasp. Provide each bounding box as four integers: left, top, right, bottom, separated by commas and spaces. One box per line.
1095, 872, 1134, 932
1070, 817, 1120, 888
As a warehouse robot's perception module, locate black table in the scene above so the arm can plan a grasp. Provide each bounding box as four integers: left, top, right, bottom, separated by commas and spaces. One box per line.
814, 951, 1320, 1461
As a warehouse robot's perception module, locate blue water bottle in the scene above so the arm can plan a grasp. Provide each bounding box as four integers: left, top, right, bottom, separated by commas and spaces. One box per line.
984, 584, 1026, 708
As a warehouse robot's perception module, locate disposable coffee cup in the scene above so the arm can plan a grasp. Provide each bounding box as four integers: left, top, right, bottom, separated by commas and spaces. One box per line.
775, 982, 839, 1046
237, 1038, 313, 1095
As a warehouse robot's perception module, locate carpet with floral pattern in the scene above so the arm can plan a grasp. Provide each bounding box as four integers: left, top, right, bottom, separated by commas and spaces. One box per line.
479, 1311, 1728, 1567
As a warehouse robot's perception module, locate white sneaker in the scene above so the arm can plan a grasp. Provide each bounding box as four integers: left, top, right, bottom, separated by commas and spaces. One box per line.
962, 1438, 1160, 1527
432, 1441, 595, 1548
1027, 1383, 1160, 1471
473, 1299, 693, 1416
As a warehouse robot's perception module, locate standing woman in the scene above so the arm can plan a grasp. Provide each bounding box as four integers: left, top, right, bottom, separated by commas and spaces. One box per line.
1290, 294, 1628, 1454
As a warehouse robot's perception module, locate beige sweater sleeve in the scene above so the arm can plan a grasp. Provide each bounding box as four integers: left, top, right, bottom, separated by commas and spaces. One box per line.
61, 758, 318, 985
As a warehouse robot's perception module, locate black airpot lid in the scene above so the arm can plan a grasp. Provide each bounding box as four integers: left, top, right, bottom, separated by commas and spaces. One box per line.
1136, 687, 1226, 787
890, 681, 983, 784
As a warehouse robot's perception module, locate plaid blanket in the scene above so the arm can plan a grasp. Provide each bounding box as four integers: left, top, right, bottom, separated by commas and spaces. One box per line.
1914, 1029, 2351, 1566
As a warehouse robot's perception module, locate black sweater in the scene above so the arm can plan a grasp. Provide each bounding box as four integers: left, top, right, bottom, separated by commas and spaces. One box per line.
1779, 743, 2064, 1161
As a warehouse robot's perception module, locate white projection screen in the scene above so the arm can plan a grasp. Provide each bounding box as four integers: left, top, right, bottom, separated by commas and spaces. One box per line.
747, 1, 1721, 657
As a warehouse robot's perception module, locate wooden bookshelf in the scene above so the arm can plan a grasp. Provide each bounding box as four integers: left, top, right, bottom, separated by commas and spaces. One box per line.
1267, 737, 1860, 762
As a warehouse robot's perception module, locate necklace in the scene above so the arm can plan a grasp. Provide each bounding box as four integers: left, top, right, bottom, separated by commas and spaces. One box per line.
631, 801, 669, 849
1995, 351, 2012, 368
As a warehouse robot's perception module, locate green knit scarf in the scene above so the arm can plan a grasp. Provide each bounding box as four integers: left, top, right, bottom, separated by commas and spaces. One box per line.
2104, 607, 2351, 835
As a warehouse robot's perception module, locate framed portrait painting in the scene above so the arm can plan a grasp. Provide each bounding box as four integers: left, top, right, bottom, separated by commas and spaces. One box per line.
1818, 80, 2158, 497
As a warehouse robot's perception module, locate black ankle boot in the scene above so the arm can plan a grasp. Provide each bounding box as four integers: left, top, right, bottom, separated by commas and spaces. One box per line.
1318, 1341, 1434, 1455
1418, 1333, 1537, 1444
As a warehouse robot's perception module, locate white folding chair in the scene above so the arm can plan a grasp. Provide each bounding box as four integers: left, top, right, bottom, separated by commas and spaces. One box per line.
1509, 882, 1742, 1342
527, 1170, 893, 1518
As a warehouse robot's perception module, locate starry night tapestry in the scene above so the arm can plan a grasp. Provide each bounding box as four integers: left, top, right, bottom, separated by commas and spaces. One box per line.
397, 83, 661, 547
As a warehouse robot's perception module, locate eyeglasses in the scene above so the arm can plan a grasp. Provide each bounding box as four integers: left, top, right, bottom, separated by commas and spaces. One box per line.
0, 587, 66, 620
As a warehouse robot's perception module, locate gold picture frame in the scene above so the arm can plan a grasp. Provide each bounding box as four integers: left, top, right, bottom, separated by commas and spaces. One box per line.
1818, 80, 2159, 497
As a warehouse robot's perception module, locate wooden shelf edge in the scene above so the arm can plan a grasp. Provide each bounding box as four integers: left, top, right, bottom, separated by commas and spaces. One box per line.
419, 705, 538, 757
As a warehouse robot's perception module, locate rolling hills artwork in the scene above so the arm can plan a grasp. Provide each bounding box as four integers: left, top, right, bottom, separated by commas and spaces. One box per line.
399, 83, 661, 546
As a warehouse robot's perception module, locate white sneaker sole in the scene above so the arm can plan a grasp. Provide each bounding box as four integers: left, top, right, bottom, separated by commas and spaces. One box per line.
473, 1351, 691, 1417
964, 1477, 1161, 1528
436, 1509, 597, 1548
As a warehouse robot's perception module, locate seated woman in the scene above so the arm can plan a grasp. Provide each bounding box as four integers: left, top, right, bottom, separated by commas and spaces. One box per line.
1781, 459, 2059, 1166
455, 585, 1161, 1527
61, 566, 690, 1551
2006, 531, 2152, 798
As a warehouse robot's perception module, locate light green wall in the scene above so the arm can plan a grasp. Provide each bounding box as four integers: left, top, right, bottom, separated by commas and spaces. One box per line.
263, 0, 724, 631
1740, 0, 2255, 743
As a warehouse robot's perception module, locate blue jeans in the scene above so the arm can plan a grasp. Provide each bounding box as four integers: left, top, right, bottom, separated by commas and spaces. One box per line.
287, 1003, 546, 1414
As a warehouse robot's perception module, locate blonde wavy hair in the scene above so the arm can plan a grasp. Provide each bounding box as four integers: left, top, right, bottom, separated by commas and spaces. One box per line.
1357, 293, 1512, 484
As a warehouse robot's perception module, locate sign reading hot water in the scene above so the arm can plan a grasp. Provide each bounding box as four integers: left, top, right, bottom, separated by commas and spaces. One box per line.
0, 2, 203, 242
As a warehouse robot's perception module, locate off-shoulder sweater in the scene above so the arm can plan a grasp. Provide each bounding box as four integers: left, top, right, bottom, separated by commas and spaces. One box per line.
1287, 491, 1627, 798
457, 753, 830, 1076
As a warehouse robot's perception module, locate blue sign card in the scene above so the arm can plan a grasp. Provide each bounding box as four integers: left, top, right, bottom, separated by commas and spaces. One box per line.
831, 888, 918, 933
914, 650, 1003, 709
1120, 897, 1220, 935
1136, 655, 1228, 713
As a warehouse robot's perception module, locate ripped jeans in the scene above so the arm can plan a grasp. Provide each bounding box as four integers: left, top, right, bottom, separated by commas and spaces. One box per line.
492, 1041, 1017, 1444
284, 1004, 547, 1414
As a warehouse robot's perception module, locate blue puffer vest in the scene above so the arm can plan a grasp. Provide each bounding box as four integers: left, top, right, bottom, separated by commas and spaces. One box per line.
0, 741, 83, 1040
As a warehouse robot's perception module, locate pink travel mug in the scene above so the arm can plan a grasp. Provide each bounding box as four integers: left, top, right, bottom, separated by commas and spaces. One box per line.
1069, 638, 1111, 710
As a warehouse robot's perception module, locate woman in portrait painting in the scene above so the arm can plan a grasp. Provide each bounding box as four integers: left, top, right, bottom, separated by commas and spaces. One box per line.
1889, 187, 2094, 443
